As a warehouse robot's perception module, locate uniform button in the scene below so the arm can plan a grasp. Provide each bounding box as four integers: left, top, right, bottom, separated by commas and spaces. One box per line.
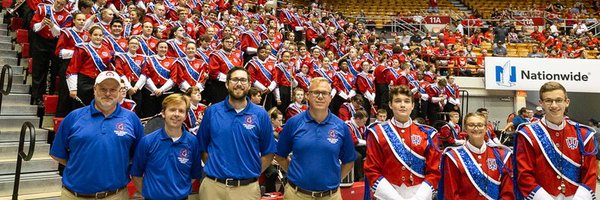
401, 130, 405, 133
555, 133, 559, 137
401, 166, 406, 170
478, 163, 482, 167
402, 177, 405, 181
557, 175, 561, 180
555, 143, 560, 148
477, 155, 482, 159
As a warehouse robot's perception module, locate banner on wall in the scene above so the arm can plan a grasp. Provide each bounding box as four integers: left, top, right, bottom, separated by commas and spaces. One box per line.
484, 57, 600, 93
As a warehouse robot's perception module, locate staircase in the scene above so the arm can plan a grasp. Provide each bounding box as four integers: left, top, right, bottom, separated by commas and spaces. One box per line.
447, 0, 473, 15
0, 12, 62, 199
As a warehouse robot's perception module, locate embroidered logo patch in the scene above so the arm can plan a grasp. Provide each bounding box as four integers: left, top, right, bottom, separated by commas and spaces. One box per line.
411, 135, 421, 145
177, 148, 189, 164
566, 137, 578, 150
135, 60, 141, 65
487, 158, 497, 171
114, 122, 128, 136
164, 62, 170, 66
102, 52, 108, 57
327, 129, 339, 144
242, 116, 255, 129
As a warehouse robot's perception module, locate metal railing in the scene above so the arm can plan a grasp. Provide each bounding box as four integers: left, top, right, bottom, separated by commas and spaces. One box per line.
0, 64, 13, 114
12, 121, 36, 200
460, 90, 469, 118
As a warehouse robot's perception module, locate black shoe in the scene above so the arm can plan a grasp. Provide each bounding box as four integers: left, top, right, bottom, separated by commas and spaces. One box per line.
32, 99, 42, 105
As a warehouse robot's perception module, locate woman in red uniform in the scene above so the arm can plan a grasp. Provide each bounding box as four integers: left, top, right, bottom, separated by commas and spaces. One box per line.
175, 42, 208, 93
66, 26, 114, 106
355, 60, 376, 119
56, 12, 89, 117
273, 51, 295, 114
115, 37, 147, 116
141, 41, 178, 118
438, 112, 514, 200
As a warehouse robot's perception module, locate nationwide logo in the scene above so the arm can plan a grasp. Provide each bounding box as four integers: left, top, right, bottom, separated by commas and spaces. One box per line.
495, 61, 516, 87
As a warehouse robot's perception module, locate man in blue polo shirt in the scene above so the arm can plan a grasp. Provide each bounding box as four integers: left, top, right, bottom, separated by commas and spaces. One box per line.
275, 77, 356, 200
131, 93, 203, 200
50, 71, 144, 199
197, 67, 277, 200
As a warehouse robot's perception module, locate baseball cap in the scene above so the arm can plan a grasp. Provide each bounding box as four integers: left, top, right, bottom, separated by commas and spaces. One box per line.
535, 106, 543, 111
95, 71, 121, 85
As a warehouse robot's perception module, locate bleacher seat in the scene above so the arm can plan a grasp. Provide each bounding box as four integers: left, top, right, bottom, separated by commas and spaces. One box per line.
9, 17, 22, 32
16, 29, 28, 44
21, 43, 30, 58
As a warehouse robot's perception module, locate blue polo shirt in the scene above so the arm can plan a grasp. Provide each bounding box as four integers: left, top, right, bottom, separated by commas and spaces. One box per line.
50, 100, 144, 194
197, 96, 277, 179
276, 110, 356, 191
131, 128, 202, 200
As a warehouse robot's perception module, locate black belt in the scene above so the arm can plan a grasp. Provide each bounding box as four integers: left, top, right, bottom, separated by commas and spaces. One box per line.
287, 181, 338, 198
207, 176, 258, 187
63, 186, 126, 199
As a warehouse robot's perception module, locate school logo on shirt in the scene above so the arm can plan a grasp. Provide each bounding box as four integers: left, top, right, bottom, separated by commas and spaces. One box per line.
411, 135, 421, 145
243, 116, 255, 129
102, 52, 108, 57
114, 122, 128, 136
164, 62, 170, 66
487, 158, 497, 171
566, 137, 578, 150
177, 148, 189, 164
327, 129, 339, 144
135, 60, 142, 65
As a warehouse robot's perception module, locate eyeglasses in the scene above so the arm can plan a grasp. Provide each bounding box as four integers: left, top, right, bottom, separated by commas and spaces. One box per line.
309, 90, 330, 98
542, 98, 565, 105
465, 123, 486, 129
229, 78, 249, 85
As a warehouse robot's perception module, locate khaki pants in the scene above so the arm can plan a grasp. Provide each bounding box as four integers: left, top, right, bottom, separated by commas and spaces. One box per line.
60, 187, 129, 200
283, 184, 342, 200
198, 178, 260, 200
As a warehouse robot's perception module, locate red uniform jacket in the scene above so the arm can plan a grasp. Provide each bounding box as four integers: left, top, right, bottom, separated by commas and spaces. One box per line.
332, 71, 355, 99
138, 35, 159, 56
144, 55, 177, 87
240, 30, 262, 53
355, 72, 376, 102
247, 57, 277, 90
285, 102, 307, 120
438, 123, 463, 145
515, 119, 597, 198
373, 64, 388, 85
66, 43, 114, 79
346, 120, 366, 145
144, 13, 167, 27
31, 4, 73, 39
384, 68, 402, 86
338, 102, 362, 122
273, 62, 294, 87
114, 53, 147, 83
184, 103, 207, 134
294, 73, 311, 92
441, 145, 514, 199
166, 38, 188, 58
175, 57, 208, 88
208, 49, 243, 81
102, 36, 127, 53
365, 120, 441, 193
55, 28, 89, 58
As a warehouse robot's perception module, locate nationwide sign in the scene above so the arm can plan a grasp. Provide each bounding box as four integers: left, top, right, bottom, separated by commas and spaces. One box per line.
484, 57, 600, 93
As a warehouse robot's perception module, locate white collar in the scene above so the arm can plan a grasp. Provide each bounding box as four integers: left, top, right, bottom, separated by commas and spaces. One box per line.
391, 118, 412, 128
89, 42, 101, 48
156, 55, 166, 60
466, 141, 487, 154
190, 103, 198, 110
448, 121, 456, 128
350, 117, 359, 127
127, 52, 136, 57
542, 117, 566, 131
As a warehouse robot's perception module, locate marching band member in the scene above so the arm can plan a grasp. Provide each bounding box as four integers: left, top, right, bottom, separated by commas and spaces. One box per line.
56, 12, 89, 117
285, 87, 308, 120
438, 111, 465, 147
138, 21, 160, 56
331, 59, 356, 115
184, 86, 207, 135
142, 41, 178, 117
166, 25, 191, 58
246, 44, 277, 109
206, 34, 243, 104
355, 60, 376, 118
176, 42, 208, 92
66, 26, 114, 106
114, 37, 147, 115
273, 51, 296, 114
102, 19, 127, 54
514, 82, 597, 199
438, 112, 514, 199
365, 86, 441, 200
